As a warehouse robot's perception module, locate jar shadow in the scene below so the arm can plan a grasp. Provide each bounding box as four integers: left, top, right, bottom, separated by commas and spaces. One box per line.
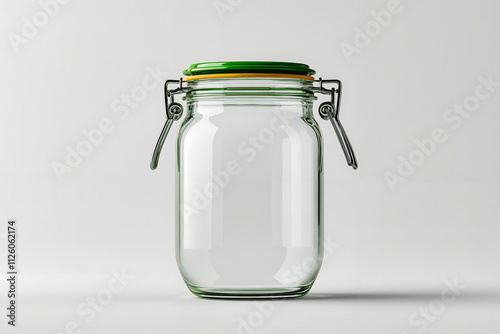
302, 291, 500, 301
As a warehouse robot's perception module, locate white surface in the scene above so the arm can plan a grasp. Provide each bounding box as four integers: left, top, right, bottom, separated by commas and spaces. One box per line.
0, 0, 499, 333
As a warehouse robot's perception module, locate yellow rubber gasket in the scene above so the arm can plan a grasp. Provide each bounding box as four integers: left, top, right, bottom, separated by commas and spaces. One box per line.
185, 73, 315, 81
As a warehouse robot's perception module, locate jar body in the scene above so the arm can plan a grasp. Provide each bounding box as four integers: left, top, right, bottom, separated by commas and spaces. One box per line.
176, 79, 323, 298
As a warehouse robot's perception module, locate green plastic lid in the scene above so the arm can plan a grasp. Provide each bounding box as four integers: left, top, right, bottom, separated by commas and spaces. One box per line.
183, 61, 316, 77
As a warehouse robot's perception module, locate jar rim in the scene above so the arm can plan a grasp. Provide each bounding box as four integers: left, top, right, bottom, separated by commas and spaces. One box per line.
184, 77, 316, 101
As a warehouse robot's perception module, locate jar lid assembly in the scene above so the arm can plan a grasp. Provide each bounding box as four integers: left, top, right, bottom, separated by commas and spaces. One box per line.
150, 61, 358, 171
183, 61, 316, 81
184, 61, 316, 76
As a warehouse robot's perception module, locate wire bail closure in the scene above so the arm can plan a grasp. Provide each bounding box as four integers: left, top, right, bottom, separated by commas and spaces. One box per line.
150, 77, 358, 170
150, 79, 189, 170
313, 78, 358, 169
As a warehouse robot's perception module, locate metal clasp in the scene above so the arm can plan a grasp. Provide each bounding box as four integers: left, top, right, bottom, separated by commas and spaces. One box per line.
150, 78, 189, 170
313, 78, 358, 170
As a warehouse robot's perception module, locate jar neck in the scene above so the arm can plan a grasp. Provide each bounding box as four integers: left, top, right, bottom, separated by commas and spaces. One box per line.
186, 101, 313, 119
184, 78, 316, 103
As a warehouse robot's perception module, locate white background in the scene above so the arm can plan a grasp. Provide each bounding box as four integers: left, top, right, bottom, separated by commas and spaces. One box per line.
1, 0, 499, 333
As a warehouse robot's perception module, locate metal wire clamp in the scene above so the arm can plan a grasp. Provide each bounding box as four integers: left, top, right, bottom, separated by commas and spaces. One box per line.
313, 78, 358, 169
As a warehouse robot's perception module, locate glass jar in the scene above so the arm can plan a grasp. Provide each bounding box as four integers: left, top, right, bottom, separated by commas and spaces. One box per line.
150, 62, 357, 299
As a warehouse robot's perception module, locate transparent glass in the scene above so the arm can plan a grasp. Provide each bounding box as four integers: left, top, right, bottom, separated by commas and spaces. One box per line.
176, 78, 323, 298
